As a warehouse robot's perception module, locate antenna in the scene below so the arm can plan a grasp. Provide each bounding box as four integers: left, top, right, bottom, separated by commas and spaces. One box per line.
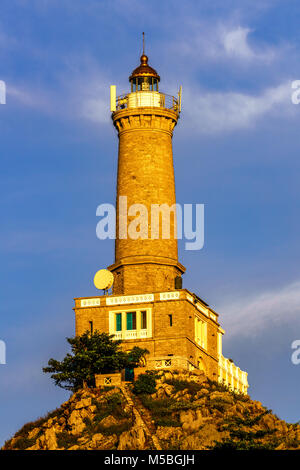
178, 85, 182, 113
142, 32, 145, 55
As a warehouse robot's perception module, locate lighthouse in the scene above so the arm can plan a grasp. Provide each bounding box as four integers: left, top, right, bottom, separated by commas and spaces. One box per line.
74, 44, 248, 393
108, 51, 185, 295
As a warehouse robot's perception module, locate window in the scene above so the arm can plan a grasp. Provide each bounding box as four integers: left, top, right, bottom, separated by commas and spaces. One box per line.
89, 321, 93, 335
116, 313, 122, 332
195, 317, 207, 349
168, 314, 173, 326
109, 308, 152, 339
141, 77, 150, 91
141, 311, 147, 329
126, 312, 136, 330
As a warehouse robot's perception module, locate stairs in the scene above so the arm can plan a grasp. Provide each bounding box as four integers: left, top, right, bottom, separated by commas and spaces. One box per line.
121, 385, 162, 450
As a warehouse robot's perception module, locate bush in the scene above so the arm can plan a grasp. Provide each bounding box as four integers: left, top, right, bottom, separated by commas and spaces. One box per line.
56, 431, 79, 449
132, 371, 158, 395
155, 417, 181, 427
95, 421, 132, 436
92, 392, 129, 424
164, 378, 202, 395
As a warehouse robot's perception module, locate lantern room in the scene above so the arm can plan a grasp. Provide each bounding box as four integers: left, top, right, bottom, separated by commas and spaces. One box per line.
129, 54, 160, 92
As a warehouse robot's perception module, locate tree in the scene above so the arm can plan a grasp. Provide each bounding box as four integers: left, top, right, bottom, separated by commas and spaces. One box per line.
43, 331, 149, 391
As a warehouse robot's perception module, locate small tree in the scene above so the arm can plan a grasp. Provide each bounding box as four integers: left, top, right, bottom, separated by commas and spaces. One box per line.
43, 331, 148, 391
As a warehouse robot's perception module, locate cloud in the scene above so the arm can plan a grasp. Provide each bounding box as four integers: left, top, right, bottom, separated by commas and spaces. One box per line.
221, 26, 276, 62
75, 77, 110, 125
7, 84, 51, 110
182, 80, 294, 134
218, 280, 300, 338
169, 21, 280, 65
5, 60, 112, 125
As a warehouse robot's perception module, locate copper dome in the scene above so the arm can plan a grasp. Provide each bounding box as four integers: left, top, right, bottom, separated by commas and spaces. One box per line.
129, 54, 160, 82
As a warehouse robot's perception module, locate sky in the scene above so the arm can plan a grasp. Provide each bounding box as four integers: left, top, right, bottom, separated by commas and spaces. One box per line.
1, 0, 300, 445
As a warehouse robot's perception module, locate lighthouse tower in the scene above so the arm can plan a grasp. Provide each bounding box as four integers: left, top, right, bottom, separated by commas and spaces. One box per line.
74, 45, 248, 393
108, 51, 185, 295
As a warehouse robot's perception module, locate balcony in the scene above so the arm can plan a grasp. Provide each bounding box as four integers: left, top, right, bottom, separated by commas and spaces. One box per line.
113, 329, 149, 340
115, 91, 179, 114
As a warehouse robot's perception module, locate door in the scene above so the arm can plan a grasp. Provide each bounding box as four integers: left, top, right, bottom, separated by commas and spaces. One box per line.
125, 367, 134, 382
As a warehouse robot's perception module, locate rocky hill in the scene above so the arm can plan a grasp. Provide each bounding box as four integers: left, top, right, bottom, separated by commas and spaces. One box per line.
3, 370, 300, 450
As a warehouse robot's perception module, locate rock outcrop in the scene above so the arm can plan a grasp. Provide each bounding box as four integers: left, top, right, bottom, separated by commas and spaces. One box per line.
3, 370, 300, 450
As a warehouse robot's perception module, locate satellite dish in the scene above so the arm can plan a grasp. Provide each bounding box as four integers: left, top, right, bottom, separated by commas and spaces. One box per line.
94, 269, 114, 291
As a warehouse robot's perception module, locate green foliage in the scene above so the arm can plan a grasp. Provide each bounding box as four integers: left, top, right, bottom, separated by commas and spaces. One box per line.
92, 392, 129, 423
132, 371, 158, 395
43, 330, 149, 391
10, 436, 36, 450
56, 431, 79, 449
14, 421, 41, 439
163, 378, 202, 395
169, 401, 205, 412
141, 396, 176, 414
212, 409, 279, 450
95, 421, 132, 436
209, 398, 229, 413
13, 407, 63, 440
140, 395, 181, 426
206, 378, 231, 393
154, 417, 181, 427
212, 438, 278, 450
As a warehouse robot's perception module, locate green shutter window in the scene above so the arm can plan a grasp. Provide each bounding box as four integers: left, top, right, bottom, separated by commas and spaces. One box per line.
127, 312, 136, 330
127, 312, 133, 330
141, 311, 147, 329
116, 313, 122, 331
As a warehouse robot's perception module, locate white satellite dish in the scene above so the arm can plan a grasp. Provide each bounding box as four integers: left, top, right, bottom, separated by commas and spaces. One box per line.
94, 269, 114, 291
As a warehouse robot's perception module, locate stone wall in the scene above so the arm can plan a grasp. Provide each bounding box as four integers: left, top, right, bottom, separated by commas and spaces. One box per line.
74, 292, 220, 382
95, 373, 122, 388
109, 107, 185, 295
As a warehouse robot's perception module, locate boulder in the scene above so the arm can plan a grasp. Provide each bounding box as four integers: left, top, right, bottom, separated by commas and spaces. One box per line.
118, 424, 147, 450
100, 415, 118, 428
28, 427, 40, 440
210, 391, 234, 404
75, 397, 92, 409
180, 409, 203, 431
37, 427, 58, 450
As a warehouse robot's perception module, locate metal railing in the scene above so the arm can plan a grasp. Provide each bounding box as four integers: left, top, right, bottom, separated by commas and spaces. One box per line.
115, 91, 179, 113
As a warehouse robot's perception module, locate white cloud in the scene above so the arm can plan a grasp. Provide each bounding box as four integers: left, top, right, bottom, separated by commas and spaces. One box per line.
182, 80, 293, 134
7, 84, 50, 109
6, 62, 112, 125
170, 22, 279, 65
218, 280, 300, 338
221, 26, 275, 62
222, 27, 255, 59
78, 80, 110, 125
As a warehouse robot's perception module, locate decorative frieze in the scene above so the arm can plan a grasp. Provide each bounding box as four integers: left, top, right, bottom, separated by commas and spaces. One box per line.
80, 298, 100, 307
106, 293, 154, 306
159, 291, 180, 301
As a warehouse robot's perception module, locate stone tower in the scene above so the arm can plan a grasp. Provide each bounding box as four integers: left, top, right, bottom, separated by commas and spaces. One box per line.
74, 48, 248, 394
108, 53, 185, 295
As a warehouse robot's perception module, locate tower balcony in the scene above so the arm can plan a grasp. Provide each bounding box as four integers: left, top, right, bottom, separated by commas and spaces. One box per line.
115, 91, 179, 114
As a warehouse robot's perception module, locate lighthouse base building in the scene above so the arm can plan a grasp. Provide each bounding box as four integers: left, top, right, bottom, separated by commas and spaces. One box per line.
73, 51, 248, 394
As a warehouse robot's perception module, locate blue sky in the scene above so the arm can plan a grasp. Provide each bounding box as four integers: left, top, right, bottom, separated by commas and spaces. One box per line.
1, 0, 300, 445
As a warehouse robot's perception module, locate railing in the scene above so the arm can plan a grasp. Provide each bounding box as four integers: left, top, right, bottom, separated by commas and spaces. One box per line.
113, 329, 148, 340
218, 354, 249, 393
115, 91, 179, 113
